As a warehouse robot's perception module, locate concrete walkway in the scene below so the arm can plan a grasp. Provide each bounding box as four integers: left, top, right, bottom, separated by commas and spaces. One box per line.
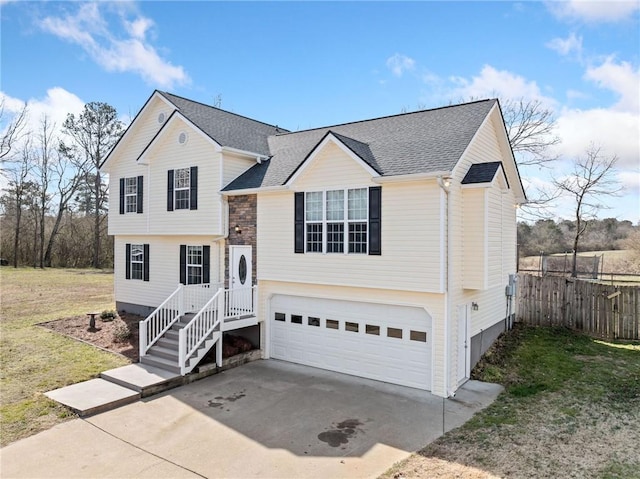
1, 360, 503, 479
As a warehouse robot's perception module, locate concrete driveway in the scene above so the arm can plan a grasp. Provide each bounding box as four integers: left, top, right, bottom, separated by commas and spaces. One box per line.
1, 360, 502, 478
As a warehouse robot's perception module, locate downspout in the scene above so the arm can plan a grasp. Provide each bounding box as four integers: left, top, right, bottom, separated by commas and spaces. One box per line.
437, 176, 455, 398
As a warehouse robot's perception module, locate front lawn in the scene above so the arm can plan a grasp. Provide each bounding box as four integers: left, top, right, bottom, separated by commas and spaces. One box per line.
382, 325, 640, 479
0, 268, 128, 446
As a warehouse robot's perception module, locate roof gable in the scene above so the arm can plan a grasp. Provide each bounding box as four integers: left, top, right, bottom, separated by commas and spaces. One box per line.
285, 131, 381, 186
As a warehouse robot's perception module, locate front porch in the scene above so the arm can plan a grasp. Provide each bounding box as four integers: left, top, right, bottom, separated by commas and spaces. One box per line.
139, 283, 259, 375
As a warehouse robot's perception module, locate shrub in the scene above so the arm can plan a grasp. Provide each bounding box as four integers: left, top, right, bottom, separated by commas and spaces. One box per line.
112, 322, 131, 343
100, 309, 117, 321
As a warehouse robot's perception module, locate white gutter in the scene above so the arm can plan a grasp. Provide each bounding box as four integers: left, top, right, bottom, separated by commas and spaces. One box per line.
221, 185, 290, 196
221, 146, 269, 163
372, 171, 452, 184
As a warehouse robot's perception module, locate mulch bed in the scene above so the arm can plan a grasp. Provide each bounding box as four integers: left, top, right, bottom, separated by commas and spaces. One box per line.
40, 312, 142, 361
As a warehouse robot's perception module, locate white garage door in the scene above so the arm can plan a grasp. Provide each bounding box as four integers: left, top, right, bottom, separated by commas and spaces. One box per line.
270, 295, 432, 390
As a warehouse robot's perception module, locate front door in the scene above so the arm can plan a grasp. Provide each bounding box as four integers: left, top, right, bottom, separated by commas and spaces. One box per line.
457, 304, 471, 385
229, 246, 253, 314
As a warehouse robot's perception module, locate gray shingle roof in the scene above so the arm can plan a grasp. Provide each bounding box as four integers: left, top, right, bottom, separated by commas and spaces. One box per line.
461, 161, 504, 185
223, 99, 497, 190
159, 91, 286, 156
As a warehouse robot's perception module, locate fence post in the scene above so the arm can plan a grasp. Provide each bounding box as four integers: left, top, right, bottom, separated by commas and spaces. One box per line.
139, 321, 147, 358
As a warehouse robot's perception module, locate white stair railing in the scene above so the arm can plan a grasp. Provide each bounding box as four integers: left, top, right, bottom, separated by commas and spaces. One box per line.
178, 287, 224, 375
182, 282, 223, 313
139, 285, 183, 357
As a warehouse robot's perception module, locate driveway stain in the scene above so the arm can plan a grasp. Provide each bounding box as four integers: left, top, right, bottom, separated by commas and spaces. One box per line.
207, 390, 246, 409
318, 419, 364, 447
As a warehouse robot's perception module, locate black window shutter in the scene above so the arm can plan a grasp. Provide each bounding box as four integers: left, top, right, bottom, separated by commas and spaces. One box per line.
203, 245, 210, 284
143, 244, 150, 282
137, 176, 144, 214
190, 166, 198, 210
125, 243, 131, 279
119, 178, 125, 214
167, 169, 174, 211
294, 192, 304, 253
179, 245, 186, 284
369, 186, 382, 255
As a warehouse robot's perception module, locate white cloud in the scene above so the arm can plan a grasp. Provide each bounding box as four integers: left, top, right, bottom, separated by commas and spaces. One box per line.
585, 58, 640, 113
1, 88, 85, 137
618, 170, 640, 194
547, 0, 640, 23
554, 108, 639, 169
386, 54, 416, 77
39, 2, 189, 89
449, 65, 557, 107
546, 32, 583, 57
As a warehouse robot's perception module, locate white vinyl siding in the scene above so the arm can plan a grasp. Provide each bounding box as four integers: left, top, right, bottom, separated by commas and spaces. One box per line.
114, 236, 222, 309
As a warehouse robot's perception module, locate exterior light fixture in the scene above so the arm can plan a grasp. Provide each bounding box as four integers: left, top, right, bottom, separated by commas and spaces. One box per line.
472, 302, 479, 311
234, 224, 241, 234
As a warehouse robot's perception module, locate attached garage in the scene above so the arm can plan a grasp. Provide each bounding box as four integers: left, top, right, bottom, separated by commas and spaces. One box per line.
269, 295, 432, 390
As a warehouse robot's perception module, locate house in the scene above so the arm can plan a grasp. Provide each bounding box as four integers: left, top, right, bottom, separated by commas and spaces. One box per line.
100, 91, 526, 398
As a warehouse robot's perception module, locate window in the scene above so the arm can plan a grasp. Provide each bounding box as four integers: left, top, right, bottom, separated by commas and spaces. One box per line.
130, 244, 144, 279
291, 314, 303, 324
366, 324, 380, 336
179, 244, 210, 285
308, 316, 320, 327
410, 330, 427, 342
174, 168, 190, 210
186, 246, 203, 284
125, 178, 137, 213
345, 322, 359, 332
326, 319, 339, 330
119, 176, 143, 214
125, 243, 149, 281
304, 188, 368, 254
274, 312, 286, 322
387, 327, 403, 339
168, 167, 197, 211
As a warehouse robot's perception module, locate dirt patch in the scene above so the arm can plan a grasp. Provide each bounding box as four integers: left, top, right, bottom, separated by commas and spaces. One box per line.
40, 312, 142, 361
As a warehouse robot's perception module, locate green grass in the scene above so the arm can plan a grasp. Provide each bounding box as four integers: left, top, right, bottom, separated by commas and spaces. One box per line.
382, 325, 640, 479
0, 268, 128, 446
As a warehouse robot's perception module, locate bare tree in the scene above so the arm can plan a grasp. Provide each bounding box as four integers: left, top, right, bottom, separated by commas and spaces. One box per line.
32, 116, 56, 268
0, 99, 28, 163
501, 98, 560, 167
553, 145, 621, 277
60, 102, 123, 268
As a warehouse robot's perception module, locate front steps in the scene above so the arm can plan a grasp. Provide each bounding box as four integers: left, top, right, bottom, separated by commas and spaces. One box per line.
45, 350, 263, 417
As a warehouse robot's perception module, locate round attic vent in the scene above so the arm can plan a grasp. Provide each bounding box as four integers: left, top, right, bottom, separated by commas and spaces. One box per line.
178, 131, 188, 145
157, 112, 166, 124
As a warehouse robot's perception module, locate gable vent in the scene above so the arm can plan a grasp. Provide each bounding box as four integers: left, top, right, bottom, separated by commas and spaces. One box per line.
178, 131, 188, 145
157, 112, 166, 124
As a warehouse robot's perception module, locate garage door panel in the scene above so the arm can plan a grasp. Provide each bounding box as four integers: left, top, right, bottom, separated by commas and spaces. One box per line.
270, 295, 432, 391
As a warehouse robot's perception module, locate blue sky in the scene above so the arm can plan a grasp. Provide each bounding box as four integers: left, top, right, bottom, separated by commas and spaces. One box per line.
2, 1, 639, 222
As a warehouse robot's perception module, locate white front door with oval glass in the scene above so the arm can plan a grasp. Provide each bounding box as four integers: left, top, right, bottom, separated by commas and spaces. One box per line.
230, 246, 253, 313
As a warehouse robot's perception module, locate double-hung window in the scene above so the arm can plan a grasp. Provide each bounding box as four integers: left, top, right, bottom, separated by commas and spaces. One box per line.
125, 243, 149, 281
130, 244, 144, 280
304, 188, 368, 254
186, 245, 203, 284
168, 167, 198, 211
174, 168, 190, 210
124, 177, 137, 213
119, 176, 143, 214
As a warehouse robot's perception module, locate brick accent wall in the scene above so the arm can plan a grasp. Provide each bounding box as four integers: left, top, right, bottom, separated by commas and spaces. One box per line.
226, 194, 257, 286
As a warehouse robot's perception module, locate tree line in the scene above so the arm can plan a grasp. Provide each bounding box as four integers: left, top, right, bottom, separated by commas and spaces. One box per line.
0, 101, 123, 268
518, 218, 638, 258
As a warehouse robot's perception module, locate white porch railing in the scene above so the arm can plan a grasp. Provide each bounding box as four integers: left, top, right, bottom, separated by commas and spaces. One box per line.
178, 285, 258, 375
139, 283, 221, 358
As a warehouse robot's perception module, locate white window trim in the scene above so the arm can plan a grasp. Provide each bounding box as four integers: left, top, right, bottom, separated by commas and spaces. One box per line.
186, 245, 203, 284
304, 187, 369, 255
174, 168, 190, 210
124, 177, 137, 213
130, 244, 144, 280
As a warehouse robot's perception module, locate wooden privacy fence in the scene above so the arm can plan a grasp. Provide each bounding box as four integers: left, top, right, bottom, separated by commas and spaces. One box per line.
516, 273, 640, 340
